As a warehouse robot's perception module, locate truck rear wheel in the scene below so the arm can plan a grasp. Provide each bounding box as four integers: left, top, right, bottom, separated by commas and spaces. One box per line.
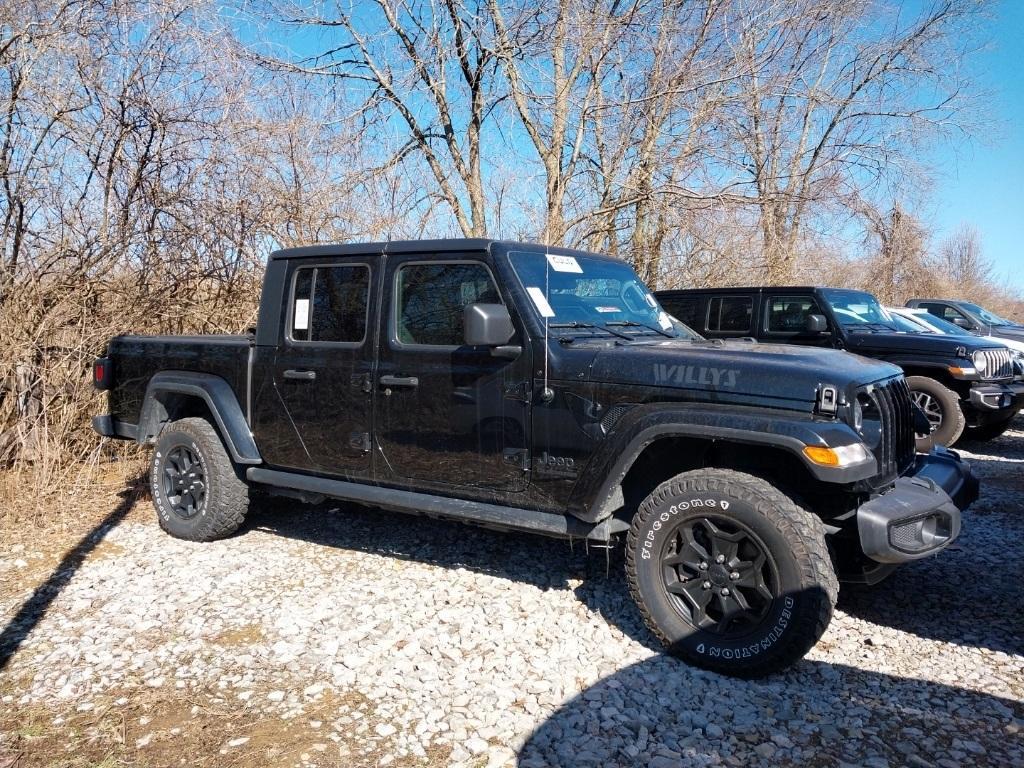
625, 469, 838, 677
151, 417, 249, 541
906, 376, 965, 450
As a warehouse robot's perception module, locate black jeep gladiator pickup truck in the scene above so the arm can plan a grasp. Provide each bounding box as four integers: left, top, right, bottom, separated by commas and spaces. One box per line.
94, 240, 978, 677
656, 286, 1024, 448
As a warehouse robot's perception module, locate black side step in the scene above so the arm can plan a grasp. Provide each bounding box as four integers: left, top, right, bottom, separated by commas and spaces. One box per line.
246, 467, 627, 542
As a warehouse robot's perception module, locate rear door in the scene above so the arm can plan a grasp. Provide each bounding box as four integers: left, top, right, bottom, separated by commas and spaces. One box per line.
658, 293, 705, 332
703, 293, 755, 339
269, 258, 378, 478
374, 254, 531, 494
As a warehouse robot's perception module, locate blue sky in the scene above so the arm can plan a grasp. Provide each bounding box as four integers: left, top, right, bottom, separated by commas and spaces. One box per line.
927, 1, 1024, 288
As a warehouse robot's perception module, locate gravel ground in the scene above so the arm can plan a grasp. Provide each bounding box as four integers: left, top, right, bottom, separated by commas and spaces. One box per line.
2, 416, 1023, 767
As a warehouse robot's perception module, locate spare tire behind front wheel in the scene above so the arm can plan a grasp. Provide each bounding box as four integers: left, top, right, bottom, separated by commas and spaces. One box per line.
906, 375, 965, 450
625, 468, 838, 678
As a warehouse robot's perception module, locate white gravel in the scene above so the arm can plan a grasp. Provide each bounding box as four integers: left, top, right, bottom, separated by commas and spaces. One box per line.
2, 416, 1023, 766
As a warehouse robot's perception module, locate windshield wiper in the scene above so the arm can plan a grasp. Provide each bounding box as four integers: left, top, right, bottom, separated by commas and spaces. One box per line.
604, 320, 675, 338
549, 321, 633, 341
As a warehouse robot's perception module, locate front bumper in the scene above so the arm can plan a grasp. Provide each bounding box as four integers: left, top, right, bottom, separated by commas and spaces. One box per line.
857, 447, 978, 564
967, 382, 1024, 413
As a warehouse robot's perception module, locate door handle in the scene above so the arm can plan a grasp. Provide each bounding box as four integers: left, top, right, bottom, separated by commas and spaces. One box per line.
283, 369, 316, 381
380, 375, 419, 388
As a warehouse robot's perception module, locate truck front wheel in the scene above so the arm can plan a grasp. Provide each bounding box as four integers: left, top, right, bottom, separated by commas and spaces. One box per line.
906, 375, 965, 450
625, 469, 838, 677
151, 417, 249, 541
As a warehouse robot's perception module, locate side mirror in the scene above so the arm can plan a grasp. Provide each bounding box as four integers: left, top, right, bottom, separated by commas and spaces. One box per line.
952, 316, 973, 329
464, 303, 515, 346
806, 314, 828, 333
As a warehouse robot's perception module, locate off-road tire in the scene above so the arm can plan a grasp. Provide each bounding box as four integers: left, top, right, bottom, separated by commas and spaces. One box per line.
962, 412, 1018, 442
151, 417, 249, 541
626, 468, 838, 678
906, 376, 965, 451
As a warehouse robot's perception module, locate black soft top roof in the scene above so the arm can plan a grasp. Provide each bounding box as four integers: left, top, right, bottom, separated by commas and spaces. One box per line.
269, 238, 618, 262
655, 286, 827, 295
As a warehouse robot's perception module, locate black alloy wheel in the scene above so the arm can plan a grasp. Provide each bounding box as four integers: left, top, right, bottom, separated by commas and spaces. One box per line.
661, 516, 778, 637
161, 445, 207, 519
911, 390, 943, 432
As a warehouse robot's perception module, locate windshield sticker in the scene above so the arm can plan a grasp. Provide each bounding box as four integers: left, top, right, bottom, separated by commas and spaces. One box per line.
294, 299, 310, 330
658, 311, 673, 330
596, 306, 621, 313
526, 286, 556, 318
546, 254, 583, 273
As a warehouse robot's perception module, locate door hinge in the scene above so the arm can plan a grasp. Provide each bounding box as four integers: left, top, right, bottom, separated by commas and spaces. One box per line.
349, 432, 371, 452
503, 448, 530, 471
503, 381, 531, 403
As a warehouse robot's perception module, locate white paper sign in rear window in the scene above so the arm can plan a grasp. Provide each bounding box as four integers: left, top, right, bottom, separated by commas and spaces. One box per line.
545, 254, 583, 273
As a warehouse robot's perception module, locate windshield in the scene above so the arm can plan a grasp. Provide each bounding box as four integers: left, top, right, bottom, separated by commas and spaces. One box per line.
820, 289, 897, 330
509, 250, 680, 338
961, 302, 1014, 326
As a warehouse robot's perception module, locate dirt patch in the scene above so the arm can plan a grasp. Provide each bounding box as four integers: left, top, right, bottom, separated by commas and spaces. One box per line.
0, 684, 449, 768
210, 624, 264, 647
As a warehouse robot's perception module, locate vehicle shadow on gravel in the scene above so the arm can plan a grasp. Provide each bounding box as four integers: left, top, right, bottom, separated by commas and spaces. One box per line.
0, 479, 143, 671
517, 652, 1024, 768
245, 497, 665, 652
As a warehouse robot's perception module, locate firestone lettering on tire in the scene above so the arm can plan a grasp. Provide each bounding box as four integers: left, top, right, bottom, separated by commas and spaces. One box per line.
152, 439, 208, 522
640, 497, 730, 559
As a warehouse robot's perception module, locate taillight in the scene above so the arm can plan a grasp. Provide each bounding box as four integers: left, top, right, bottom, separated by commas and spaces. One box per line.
93, 357, 112, 390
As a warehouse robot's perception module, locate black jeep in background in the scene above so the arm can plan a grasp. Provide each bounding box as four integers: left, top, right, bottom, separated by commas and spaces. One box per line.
656, 286, 1024, 446
94, 241, 978, 677
907, 298, 1024, 344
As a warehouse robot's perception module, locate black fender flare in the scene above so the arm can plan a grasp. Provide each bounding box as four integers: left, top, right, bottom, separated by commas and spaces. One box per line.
571, 403, 870, 523
137, 371, 261, 465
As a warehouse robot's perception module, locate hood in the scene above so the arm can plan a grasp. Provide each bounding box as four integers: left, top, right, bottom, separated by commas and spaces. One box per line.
843, 329, 1003, 356
586, 338, 898, 406
987, 326, 1024, 345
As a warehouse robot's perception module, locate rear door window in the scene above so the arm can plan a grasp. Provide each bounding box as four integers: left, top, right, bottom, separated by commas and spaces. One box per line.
706, 295, 753, 333
290, 265, 370, 344
659, 295, 702, 329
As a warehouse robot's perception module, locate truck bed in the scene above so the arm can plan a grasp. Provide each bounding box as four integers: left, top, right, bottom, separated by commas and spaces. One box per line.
105, 334, 252, 431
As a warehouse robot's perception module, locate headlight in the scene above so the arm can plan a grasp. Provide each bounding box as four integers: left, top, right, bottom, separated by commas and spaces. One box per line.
803, 442, 873, 467
972, 351, 988, 373
854, 392, 883, 447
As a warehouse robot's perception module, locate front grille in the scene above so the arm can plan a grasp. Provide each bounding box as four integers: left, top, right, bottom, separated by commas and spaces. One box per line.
978, 348, 1013, 380
870, 377, 916, 479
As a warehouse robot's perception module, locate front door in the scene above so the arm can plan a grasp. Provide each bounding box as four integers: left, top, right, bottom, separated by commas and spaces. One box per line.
270, 258, 378, 478
375, 255, 531, 493
761, 293, 835, 348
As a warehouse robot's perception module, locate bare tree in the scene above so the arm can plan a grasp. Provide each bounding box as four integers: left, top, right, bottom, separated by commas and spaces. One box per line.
723, 0, 982, 283
860, 202, 929, 304
488, 0, 633, 245
254, 0, 498, 238
937, 225, 992, 295
577, 0, 731, 284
